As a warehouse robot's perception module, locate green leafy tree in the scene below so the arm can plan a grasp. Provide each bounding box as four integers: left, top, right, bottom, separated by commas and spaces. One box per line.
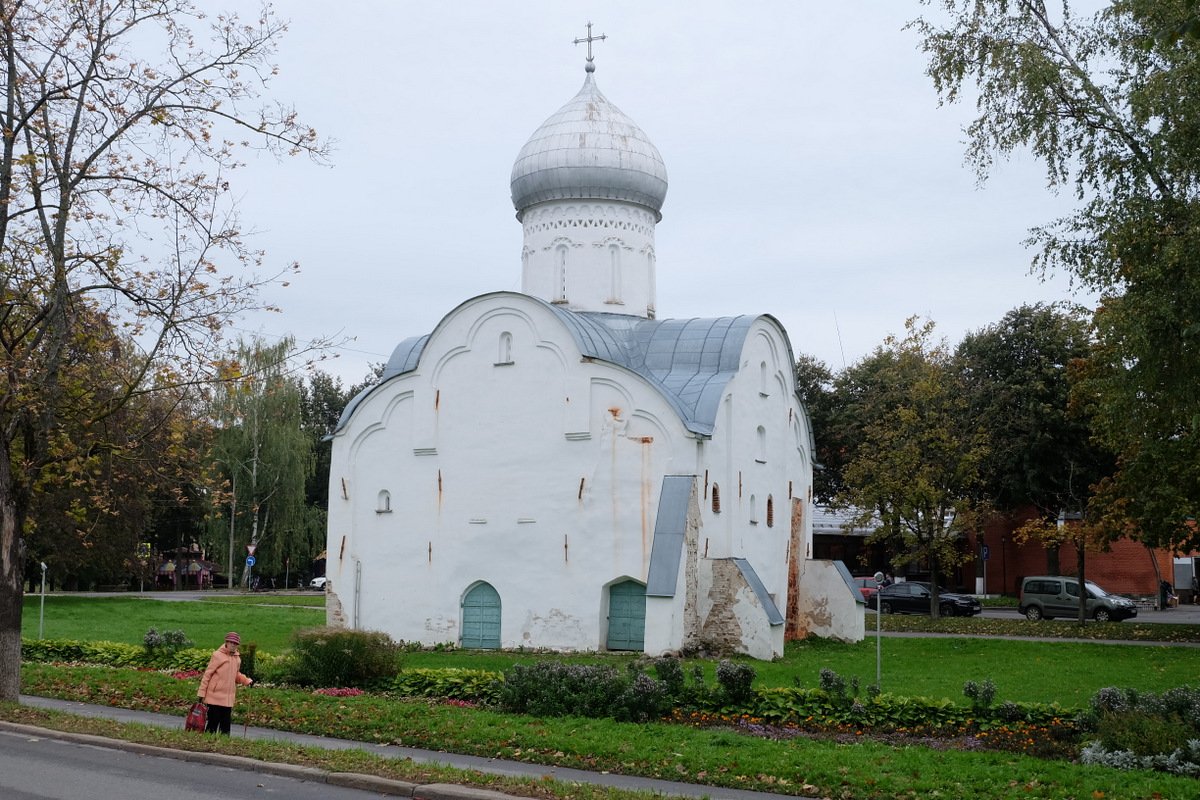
209, 337, 315, 587
834, 319, 991, 615
0, 0, 325, 699
955, 303, 1116, 578
793, 354, 838, 503
913, 0, 1200, 552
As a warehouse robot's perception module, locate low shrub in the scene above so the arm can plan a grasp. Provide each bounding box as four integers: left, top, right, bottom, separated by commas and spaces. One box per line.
392, 668, 503, 705
498, 662, 628, 718
275, 627, 399, 689
715, 659, 755, 705
142, 628, 193, 656
497, 661, 673, 721
22, 638, 213, 671
1077, 685, 1200, 774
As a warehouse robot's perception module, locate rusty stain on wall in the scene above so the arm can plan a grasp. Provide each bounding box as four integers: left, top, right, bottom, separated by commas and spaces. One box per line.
785, 498, 807, 641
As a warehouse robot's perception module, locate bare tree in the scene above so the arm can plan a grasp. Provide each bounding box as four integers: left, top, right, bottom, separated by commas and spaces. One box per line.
0, 0, 326, 701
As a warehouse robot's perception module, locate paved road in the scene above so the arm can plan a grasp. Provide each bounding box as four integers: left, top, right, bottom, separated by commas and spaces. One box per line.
16, 695, 799, 800
979, 604, 1200, 624
0, 727, 396, 800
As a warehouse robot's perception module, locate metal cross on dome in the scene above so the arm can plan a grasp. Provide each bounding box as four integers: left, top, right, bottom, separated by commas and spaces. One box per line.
573, 21, 606, 72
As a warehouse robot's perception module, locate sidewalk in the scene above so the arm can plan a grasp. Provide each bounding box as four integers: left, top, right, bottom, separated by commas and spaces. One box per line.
14, 694, 810, 800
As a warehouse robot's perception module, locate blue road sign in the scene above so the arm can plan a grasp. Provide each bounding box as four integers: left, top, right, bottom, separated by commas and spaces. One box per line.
245, 555, 256, 567
981, 545, 990, 561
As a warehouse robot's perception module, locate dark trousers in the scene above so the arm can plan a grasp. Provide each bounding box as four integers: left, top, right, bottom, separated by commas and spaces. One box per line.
204, 704, 232, 735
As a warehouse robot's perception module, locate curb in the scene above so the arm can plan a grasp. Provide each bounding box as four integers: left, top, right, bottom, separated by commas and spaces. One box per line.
0, 720, 515, 800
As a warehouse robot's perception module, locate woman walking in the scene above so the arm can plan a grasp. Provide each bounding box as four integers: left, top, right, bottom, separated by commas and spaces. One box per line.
198, 632, 253, 734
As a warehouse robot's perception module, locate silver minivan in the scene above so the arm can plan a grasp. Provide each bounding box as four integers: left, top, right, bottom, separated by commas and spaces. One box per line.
1019, 576, 1138, 622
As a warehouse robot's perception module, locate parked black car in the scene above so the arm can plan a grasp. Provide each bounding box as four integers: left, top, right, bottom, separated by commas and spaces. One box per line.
866, 581, 982, 617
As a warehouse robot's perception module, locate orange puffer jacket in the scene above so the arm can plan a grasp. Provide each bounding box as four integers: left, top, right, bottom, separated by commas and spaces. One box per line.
198, 646, 252, 707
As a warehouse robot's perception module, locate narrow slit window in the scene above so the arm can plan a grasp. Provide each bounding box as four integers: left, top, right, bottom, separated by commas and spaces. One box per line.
555, 244, 568, 301
766, 495, 775, 527
497, 331, 513, 364
376, 490, 392, 513
756, 425, 767, 463
711, 483, 721, 514
608, 243, 621, 302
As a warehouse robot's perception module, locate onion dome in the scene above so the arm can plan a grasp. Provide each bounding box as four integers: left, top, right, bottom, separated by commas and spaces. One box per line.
510, 70, 668, 220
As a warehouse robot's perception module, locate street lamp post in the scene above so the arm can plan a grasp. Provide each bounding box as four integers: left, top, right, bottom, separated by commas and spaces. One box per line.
39, 562, 47, 639
873, 570, 884, 688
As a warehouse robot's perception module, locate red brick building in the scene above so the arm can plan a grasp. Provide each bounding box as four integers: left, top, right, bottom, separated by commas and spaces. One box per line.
813, 504, 1191, 601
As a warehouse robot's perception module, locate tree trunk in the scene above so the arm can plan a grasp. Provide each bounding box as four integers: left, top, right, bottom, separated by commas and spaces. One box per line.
0, 450, 25, 702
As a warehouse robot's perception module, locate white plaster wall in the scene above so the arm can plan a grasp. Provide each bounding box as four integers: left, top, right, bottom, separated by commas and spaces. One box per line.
328, 293, 695, 650
326, 293, 816, 657
694, 318, 812, 624
794, 559, 866, 643
521, 201, 657, 317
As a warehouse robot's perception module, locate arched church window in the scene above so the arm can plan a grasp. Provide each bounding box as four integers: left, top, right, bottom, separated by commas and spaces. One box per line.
555, 244, 568, 302
376, 490, 391, 514
756, 426, 767, 463
759, 361, 769, 396
749, 494, 758, 525
647, 249, 656, 315
711, 483, 721, 514
497, 331, 513, 365
766, 495, 775, 528
608, 243, 622, 302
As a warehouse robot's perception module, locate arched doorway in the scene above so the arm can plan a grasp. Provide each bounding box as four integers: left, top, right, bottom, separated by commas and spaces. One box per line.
461, 582, 501, 649
606, 579, 646, 651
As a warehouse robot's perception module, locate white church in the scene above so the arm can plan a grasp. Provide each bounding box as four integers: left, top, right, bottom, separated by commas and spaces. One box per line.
324, 38, 864, 659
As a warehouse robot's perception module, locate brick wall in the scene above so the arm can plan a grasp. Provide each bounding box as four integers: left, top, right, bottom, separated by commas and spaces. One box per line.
968, 511, 1177, 597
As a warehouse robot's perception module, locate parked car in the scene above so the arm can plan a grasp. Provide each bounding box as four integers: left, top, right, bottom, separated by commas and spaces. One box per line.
866, 581, 982, 617
309, 576, 327, 590
852, 576, 881, 602
1019, 576, 1137, 622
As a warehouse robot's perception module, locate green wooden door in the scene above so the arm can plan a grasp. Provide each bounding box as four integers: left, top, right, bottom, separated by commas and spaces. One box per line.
461, 582, 501, 649
606, 580, 646, 651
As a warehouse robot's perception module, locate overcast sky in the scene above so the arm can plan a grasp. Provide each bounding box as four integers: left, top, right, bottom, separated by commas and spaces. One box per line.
230, 1, 1099, 386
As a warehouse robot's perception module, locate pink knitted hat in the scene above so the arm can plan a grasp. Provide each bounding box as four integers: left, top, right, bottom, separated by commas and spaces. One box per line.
224, 632, 241, 645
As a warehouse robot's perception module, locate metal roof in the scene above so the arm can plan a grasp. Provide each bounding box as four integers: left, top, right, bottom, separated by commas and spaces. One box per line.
646, 476, 696, 597
334, 298, 762, 437
510, 72, 668, 220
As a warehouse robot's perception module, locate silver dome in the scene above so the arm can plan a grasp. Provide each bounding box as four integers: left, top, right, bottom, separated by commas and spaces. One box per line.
510, 73, 668, 220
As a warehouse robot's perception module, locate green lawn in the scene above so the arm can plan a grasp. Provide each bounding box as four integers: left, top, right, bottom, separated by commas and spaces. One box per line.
21, 595, 1198, 706
398, 635, 1197, 707
21, 595, 323, 653
15, 595, 1200, 799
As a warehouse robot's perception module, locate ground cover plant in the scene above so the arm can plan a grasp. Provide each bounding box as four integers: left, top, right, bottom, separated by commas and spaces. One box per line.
14, 663, 1200, 799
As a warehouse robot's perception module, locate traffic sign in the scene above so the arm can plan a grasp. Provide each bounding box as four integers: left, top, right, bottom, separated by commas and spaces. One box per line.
246, 544, 257, 556
981, 545, 990, 561
245, 555, 256, 567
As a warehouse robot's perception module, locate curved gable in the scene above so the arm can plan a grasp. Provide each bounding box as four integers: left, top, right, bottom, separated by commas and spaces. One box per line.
334, 292, 798, 439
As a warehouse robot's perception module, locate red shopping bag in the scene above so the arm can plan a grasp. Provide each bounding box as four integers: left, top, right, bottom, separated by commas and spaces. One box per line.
184, 701, 207, 732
